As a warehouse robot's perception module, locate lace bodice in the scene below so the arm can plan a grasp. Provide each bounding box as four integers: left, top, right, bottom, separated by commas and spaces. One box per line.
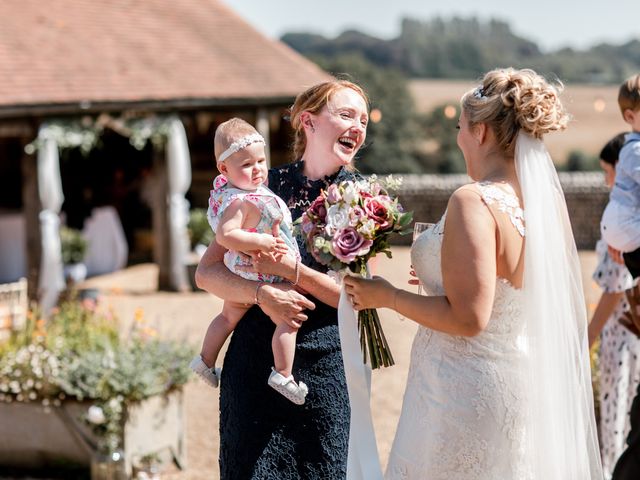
386, 183, 531, 480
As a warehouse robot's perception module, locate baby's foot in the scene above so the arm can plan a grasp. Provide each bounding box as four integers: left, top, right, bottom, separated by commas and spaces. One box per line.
267, 368, 308, 405
190, 356, 222, 388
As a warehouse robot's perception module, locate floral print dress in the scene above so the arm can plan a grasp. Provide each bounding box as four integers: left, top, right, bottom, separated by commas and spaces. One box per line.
594, 239, 640, 480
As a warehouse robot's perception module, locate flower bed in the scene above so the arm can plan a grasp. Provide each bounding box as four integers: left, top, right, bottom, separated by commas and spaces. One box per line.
0, 296, 194, 474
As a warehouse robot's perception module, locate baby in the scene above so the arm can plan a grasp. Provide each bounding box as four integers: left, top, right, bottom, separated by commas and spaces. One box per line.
190, 118, 308, 405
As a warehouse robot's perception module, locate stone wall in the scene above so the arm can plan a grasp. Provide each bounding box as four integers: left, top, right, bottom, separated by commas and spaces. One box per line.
391, 172, 608, 250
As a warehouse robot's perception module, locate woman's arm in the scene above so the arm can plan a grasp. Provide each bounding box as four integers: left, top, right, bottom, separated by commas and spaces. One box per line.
588, 291, 623, 346
195, 240, 316, 328
243, 251, 341, 308
344, 187, 497, 337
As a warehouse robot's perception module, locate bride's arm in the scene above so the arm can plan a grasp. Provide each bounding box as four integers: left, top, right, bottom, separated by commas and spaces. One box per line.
195, 241, 316, 328
344, 188, 497, 336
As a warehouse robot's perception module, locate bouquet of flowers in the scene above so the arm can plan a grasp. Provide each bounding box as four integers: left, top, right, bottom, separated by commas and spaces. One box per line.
297, 175, 413, 369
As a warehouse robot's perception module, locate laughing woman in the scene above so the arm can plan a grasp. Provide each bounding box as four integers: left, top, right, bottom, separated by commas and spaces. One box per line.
196, 80, 369, 479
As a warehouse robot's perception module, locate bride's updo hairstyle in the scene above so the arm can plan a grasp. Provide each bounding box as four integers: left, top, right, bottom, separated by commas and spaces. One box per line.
461, 68, 569, 156
289, 79, 369, 160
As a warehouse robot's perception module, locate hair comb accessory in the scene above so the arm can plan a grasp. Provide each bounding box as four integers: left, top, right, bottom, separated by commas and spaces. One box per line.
218, 133, 265, 162
473, 86, 488, 100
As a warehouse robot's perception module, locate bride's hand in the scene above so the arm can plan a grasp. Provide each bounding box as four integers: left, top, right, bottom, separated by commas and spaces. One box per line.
408, 265, 419, 286
343, 275, 396, 311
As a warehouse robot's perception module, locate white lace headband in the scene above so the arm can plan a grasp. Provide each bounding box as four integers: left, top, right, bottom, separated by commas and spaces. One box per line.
218, 133, 265, 162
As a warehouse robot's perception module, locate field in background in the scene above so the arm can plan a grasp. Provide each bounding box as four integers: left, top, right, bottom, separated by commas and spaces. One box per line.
409, 79, 626, 164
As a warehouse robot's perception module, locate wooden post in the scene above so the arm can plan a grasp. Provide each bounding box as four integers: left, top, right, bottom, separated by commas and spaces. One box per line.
21, 150, 41, 301
150, 147, 172, 290
256, 108, 271, 168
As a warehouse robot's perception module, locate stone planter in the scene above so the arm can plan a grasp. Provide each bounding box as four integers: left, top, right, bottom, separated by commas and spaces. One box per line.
0, 389, 186, 475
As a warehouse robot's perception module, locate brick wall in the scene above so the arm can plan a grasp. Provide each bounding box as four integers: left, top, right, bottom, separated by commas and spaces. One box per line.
391, 172, 608, 250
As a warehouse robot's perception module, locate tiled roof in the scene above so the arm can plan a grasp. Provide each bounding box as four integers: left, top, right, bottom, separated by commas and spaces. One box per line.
0, 0, 330, 111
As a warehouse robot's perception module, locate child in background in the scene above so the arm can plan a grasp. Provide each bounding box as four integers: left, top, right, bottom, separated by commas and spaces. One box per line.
589, 133, 640, 480
601, 74, 640, 283
189, 118, 308, 405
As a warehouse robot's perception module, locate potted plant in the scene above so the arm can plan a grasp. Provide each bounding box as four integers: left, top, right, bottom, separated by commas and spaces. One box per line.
186, 208, 213, 290
0, 296, 194, 477
60, 226, 89, 283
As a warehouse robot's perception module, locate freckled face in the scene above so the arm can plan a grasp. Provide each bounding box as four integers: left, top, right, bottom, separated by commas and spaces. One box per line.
310, 87, 369, 168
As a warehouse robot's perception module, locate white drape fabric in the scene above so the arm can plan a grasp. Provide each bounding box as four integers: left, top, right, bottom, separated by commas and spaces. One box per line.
166, 116, 192, 291
515, 132, 602, 479
37, 125, 65, 312
338, 277, 383, 480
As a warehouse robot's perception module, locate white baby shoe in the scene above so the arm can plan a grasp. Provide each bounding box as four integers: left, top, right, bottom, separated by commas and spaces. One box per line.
267, 368, 308, 405
189, 356, 222, 388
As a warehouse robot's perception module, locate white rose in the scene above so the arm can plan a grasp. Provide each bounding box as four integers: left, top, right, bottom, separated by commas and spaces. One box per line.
87, 405, 106, 425
358, 218, 377, 238
326, 204, 350, 234
342, 183, 358, 205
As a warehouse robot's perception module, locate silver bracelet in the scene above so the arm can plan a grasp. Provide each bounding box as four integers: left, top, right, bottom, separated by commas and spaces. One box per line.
254, 283, 266, 305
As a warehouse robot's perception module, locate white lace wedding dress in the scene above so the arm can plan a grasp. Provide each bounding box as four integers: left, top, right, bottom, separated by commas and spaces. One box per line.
386, 184, 532, 480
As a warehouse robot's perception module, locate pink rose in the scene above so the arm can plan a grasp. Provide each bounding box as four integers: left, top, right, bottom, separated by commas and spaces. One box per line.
326, 184, 342, 204
332, 227, 373, 263
364, 196, 392, 231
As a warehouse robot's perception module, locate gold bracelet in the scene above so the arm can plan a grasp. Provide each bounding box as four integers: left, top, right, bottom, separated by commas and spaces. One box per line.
254, 283, 266, 305
291, 258, 300, 286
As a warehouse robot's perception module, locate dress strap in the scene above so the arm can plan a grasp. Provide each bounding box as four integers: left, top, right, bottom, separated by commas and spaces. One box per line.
476, 182, 525, 237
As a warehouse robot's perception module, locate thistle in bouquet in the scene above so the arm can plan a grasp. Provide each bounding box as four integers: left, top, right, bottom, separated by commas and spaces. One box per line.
297, 175, 413, 369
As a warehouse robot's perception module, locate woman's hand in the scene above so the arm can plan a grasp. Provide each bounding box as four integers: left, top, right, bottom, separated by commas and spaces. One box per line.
258, 283, 316, 328
343, 275, 397, 311
237, 249, 296, 280
408, 265, 420, 286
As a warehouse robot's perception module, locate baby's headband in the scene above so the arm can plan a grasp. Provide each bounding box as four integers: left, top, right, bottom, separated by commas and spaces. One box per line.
218, 133, 265, 162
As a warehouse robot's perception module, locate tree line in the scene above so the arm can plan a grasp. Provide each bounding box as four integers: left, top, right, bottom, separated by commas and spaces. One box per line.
281, 17, 638, 173
282, 17, 640, 84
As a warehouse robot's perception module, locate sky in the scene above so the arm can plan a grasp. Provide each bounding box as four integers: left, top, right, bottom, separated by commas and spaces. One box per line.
224, 0, 639, 52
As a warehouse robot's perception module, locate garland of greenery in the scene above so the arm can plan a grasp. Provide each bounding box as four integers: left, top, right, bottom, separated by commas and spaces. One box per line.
24, 116, 176, 155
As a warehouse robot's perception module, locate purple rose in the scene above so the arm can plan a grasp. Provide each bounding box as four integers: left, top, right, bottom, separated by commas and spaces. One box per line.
326, 184, 342, 204
308, 195, 327, 221
332, 227, 373, 263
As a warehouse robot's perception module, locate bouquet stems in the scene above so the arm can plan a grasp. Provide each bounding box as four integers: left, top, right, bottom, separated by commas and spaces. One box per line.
357, 308, 395, 369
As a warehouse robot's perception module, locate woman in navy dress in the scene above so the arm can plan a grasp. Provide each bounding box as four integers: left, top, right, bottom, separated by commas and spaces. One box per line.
196, 79, 370, 479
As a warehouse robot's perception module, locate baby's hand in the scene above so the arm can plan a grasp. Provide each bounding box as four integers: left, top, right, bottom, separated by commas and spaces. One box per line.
258, 234, 289, 255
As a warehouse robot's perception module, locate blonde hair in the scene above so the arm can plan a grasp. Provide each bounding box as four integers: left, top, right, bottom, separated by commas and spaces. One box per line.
461, 68, 569, 156
213, 118, 260, 162
618, 73, 640, 114
289, 80, 369, 160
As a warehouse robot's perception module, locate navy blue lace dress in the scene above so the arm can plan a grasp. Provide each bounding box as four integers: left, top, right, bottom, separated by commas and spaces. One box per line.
218, 161, 354, 479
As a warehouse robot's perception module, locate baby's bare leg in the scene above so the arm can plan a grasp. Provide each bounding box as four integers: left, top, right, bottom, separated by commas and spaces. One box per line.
272, 323, 298, 378
200, 301, 249, 367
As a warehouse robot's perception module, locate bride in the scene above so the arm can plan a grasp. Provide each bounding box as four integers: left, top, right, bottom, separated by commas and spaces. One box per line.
344, 68, 602, 479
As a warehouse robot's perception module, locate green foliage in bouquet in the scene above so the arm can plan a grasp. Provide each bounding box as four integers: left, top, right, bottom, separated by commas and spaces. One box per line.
0, 297, 194, 453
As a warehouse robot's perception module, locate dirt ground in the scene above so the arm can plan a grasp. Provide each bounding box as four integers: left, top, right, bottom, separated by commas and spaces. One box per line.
78, 247, 600, 480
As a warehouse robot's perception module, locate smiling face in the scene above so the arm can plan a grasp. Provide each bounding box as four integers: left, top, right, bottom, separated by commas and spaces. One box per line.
218, 142, 268, 191
308, 87, 369, 168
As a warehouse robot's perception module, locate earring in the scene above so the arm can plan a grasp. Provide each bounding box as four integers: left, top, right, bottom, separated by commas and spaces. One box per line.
310, 123, 315, 133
